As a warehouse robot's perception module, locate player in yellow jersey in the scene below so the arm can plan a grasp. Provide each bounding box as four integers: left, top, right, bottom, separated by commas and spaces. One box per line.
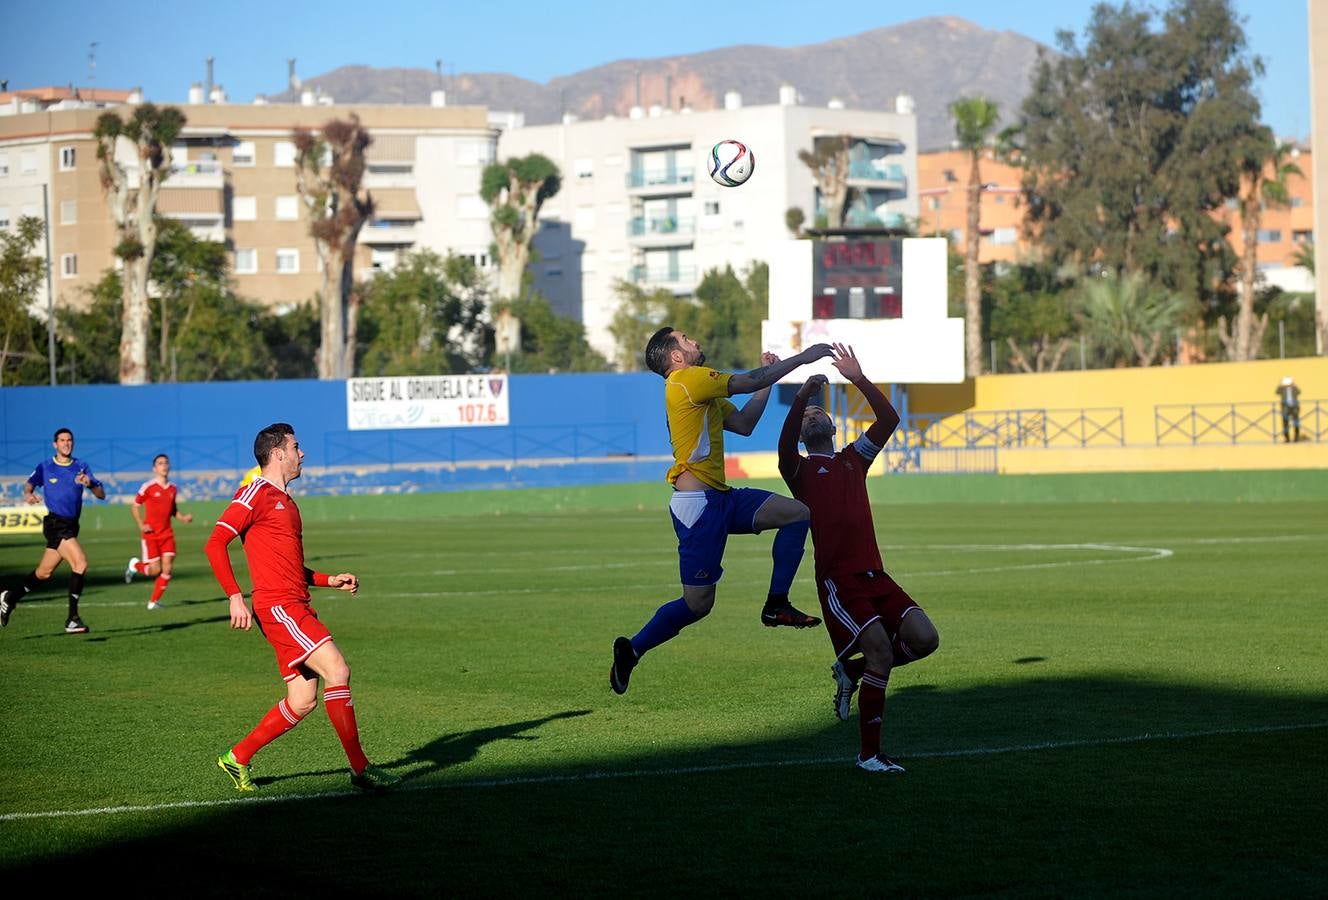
239, 464, 262, 487
610, 327, 834, 694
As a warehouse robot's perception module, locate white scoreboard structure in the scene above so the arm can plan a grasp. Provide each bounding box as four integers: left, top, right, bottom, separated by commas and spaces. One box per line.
761, 237, 964, 385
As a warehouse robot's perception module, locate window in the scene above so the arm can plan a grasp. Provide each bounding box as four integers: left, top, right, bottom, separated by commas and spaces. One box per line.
991, 227, 1018, 245
60, 200, 76, 224
456, 195, 488, 219
1257, 229, 1282, 243
574, 157, 594, 179
276, 248, 300, 273
573, 206, 596, 232
61, 254, 77, 278
371, 248, 400, 271
21, 203, 38, 220
233, 141, 255, 166
20, 150, 37, 174
927, 197, 940, 211
581, 252, 595, 274
0, 207, 9, 229
1293, 230, 1313, 245
0, 153, 8, 176
455, 140, 495, 166
232, 196, 257, 221
275, 196, 299, 220
1291, 197, 1305, 208
1224, 198, 1239, 210
273, 141, 297, 167
59, 146, 76, 170
234, 249, 257, 273
704, 200, 720, 216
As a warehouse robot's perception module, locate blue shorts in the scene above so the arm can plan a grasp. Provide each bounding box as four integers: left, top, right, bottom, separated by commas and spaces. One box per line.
669, 487, 775, 586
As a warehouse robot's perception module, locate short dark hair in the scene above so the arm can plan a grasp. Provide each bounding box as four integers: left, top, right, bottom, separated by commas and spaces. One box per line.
53, 427, 73, 441
254, 423, 295, 466
153, 453, 169, 465
644, 326, 678, 377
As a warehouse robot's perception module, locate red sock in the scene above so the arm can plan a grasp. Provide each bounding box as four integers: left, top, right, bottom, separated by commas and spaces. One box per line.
134, 561, 150, 575
858, 669, 889, 760
324, 684, 369, 774
150, 574, 170, 603
233, 699, 305, 764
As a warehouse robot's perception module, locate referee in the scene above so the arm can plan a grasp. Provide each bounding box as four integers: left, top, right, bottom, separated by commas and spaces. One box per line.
0, 427, 106, 633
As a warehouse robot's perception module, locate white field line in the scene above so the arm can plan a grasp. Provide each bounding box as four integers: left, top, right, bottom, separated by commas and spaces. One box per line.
2, 719, 1324, 824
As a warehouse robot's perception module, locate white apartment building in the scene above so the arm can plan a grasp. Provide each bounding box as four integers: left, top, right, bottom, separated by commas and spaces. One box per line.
0, 87, 499, 314
497, 88, 920, 359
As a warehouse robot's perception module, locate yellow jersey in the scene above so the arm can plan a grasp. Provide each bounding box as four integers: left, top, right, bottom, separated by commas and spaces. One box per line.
239, 465, 261, 487
664, 366, 735, 490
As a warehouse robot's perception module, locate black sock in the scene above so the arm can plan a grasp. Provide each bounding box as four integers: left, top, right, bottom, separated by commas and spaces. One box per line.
765, 592, 788, 609
68, 572, 85, 620
22, 572, 40, 596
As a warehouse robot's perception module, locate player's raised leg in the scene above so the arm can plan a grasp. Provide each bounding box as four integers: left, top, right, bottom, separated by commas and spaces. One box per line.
751, 493, 820, 628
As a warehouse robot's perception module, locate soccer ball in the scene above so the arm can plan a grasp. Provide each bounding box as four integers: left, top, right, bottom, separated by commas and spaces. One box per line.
708, 140, 755, 187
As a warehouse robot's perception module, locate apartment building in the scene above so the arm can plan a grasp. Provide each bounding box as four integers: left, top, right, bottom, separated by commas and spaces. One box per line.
0, 88, 499, 314
497, 88, 919, 359
916, 146, 1315, 292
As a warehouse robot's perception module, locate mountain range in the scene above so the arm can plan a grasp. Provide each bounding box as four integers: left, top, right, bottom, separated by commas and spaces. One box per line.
272, 16, 1047, 150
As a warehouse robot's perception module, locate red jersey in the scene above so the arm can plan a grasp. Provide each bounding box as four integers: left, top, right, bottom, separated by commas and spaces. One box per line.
135, 479, 179, 532
205, 476, 323, 610
785, 435, 886, 579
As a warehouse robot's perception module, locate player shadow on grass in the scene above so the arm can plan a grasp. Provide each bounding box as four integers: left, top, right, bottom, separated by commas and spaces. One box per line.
22, 613, 231, 640
253, 710, 593, 787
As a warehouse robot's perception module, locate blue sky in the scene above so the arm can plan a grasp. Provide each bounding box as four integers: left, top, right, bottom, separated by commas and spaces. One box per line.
0, 0, 1310, 138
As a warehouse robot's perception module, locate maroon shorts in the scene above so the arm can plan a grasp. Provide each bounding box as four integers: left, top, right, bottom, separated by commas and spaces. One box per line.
254, 602, 333, 682
817, 570, 922, 660
139, 530, 176, 562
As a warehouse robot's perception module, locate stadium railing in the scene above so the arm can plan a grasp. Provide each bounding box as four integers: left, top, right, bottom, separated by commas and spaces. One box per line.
878, 445, 999, 474
906, 408, 1126, 449
321, 423, 639, 468
1154, 401, 1325, 445
0, 434, 242, 476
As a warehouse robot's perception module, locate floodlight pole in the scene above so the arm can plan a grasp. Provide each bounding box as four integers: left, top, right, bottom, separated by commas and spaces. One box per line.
42, 184, 57, 385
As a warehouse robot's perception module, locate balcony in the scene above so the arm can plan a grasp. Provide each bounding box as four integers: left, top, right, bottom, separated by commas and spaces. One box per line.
847, 160, 907, 190
361, 221, 418, 245
364, 166, 416, 190
630, 264, 698, 289
626, 168, 695, 194
166, 159, 224, 188
627, 216, 695, 245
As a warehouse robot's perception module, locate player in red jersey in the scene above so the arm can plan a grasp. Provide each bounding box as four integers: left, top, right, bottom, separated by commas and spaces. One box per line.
204, 422, 401, 794
124, 454, 194, 609
778, 345, 940, 774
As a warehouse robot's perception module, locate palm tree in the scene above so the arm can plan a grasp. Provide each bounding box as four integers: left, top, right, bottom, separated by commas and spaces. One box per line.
949, 96, 1000, 377
1075, 273, 1188, 368
1231, 131, 1302, 361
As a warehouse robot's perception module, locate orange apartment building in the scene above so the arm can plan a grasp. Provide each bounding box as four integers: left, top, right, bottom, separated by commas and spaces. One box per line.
917, 146, 1315, 292
0, 87, 499, 316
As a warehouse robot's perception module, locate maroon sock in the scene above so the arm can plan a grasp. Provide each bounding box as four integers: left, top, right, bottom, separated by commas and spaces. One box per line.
324, 684, 369, 774
233, 699, 305, 764
858, 669, 889, 759
150, 575, 170, 603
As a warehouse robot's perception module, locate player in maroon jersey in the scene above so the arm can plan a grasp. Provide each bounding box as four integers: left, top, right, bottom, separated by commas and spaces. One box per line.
204, 423, 401, 794
124, 454, 194, 609
778, 345, 940, 773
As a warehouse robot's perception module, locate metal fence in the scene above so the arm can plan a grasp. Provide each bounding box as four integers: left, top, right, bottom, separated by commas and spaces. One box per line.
878, 445, 999, 474
907, 408, 1126, 449
1154, 401, 1325, 445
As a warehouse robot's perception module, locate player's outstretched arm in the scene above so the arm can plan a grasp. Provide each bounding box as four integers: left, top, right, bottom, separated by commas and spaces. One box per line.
727, 343, 833, 396
831, 343, 900, 443
724, 352, 780, 435
778, 374, 827, 485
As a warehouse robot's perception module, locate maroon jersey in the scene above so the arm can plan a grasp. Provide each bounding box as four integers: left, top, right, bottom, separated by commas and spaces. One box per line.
785, 434, 885, 578
134, 479, 178, 533
205, 476, 322, 610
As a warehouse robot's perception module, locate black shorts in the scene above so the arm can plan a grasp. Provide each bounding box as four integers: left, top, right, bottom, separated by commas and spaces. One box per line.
42, 514, 80, 550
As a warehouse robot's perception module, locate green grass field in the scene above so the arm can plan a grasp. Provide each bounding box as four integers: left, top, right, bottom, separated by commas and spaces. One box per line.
2, 473, 1326, 895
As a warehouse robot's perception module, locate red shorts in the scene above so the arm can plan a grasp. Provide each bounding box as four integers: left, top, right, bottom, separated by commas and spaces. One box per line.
818, 571, 922, 660
139, 530, 176, 562
254, 602, 334, 682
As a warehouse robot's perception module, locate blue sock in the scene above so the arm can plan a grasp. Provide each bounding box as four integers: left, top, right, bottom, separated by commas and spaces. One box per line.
769, 520, 809, 596
631, 598, 701, 657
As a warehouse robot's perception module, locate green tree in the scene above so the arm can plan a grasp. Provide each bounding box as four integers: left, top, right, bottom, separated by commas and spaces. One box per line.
293, 116, 375, 379
94, 103, 187, 383
481, 154, 561, 300
608, 281, 693, 371
1018, 0, 1260, 317
1075, 273, 1189, 367
1292, 239, 1314, 275
148, 219, 229, 378
60, 271, 124, 383
949, 96, 1002, 376
165, 287, 276, 381
492, 294, 609, 373
0, 216, 47, 385
688, 264, 767, 371
988, 262, 1077, 372
1226, 132, 1302, 360
357, 252, 491, 376
260, 302, 320, 380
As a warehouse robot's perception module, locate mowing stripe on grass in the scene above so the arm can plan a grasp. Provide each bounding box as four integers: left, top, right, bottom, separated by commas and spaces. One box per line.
4, 720, 1324, 823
